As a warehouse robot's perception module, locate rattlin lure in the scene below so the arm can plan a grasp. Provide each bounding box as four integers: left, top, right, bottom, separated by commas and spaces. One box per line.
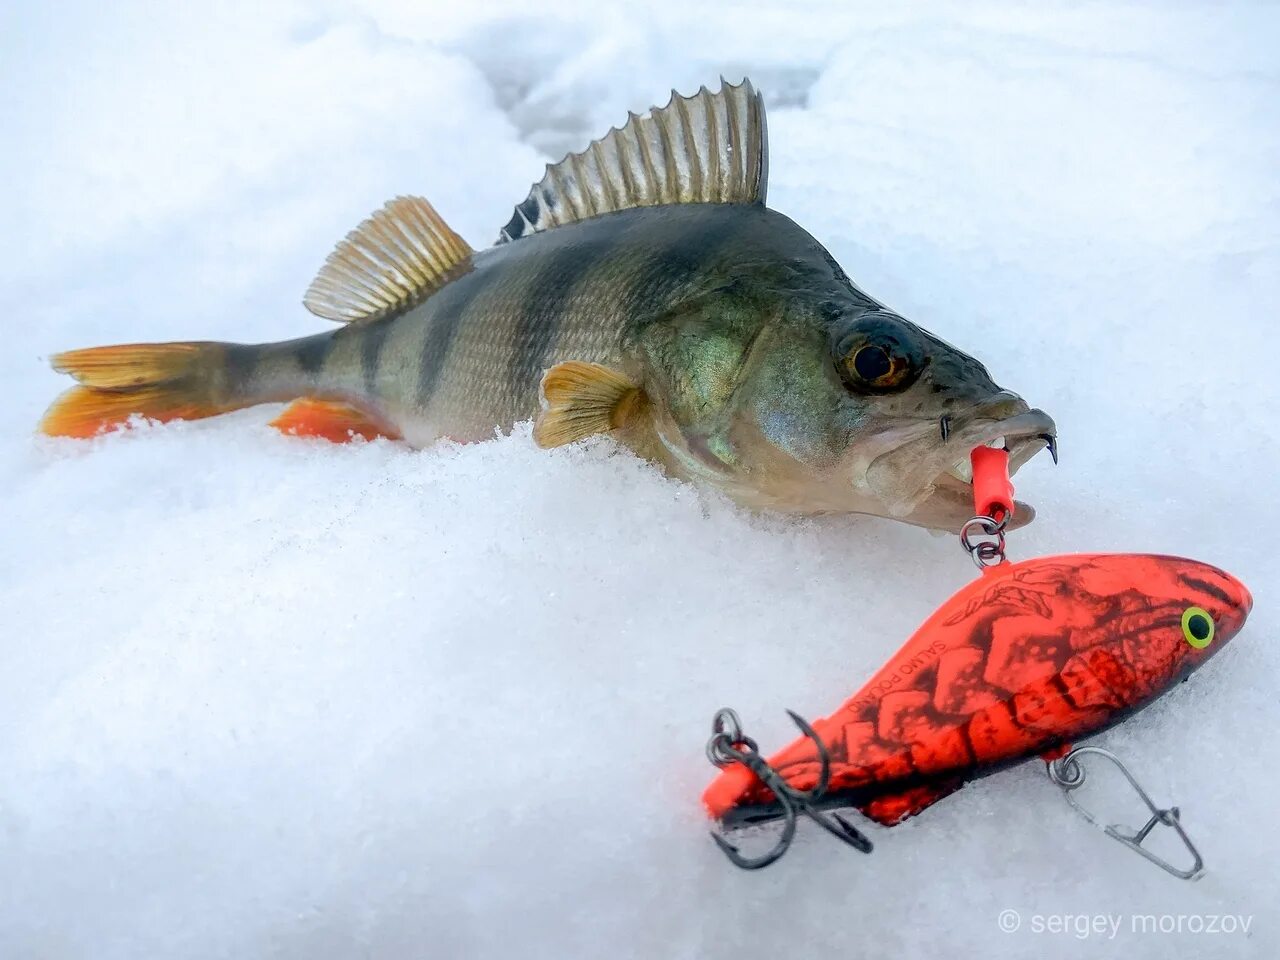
701, 447, 1251, 875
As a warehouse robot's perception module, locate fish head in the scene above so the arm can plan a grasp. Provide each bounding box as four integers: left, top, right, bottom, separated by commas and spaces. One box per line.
637, 300, 1056, 532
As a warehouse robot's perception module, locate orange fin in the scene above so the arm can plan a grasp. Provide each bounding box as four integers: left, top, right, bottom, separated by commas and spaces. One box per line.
51, 342, 208, 388
41, 385, 219, 438
858, 778, 965, 826
533, 361, 644, 447
269, 399, 399, 443
40, 342, 227, 438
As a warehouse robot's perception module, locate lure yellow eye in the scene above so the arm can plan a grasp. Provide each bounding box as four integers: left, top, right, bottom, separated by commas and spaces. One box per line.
1181, 606, 1215, 649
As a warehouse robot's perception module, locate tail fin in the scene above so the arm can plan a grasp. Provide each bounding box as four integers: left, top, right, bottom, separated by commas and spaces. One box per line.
40, 342, 238, 438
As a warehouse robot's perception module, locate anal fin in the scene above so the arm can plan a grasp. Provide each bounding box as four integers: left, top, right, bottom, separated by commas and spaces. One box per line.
857, 778, 965, 827
269, 399, 400, 444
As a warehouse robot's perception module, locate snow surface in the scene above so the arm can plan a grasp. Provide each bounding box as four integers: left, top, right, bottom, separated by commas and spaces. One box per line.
2, 1, 1279, 957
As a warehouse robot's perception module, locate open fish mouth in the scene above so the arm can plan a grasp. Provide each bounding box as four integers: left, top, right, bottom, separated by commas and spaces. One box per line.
865, 408, 1058, 530
938, 409, 1058, 484
928, 409, 1057, 528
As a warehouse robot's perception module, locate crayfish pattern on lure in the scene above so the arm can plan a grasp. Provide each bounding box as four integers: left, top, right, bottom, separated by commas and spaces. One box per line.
703, 554, 1251, 831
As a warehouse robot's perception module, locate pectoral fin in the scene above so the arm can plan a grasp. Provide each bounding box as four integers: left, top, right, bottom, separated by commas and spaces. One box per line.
533, 361, 645, 448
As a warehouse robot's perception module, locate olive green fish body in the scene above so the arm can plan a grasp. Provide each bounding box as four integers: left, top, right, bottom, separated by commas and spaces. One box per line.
39, 79, 1056, 532
251, 204, 859, 448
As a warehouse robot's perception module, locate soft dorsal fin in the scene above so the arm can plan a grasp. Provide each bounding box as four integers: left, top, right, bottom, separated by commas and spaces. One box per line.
304, 196, 474, 323
497, 78, 768, 244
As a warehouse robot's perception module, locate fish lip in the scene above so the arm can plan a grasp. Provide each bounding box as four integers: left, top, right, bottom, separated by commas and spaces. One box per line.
941, 409, 1057, 525
937, 407, 1056, 486
863, 408, 1057, 528
956, 409, 1057, 463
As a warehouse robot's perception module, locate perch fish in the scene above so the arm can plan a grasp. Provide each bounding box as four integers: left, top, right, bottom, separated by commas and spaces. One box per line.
40, 79, 1056, 532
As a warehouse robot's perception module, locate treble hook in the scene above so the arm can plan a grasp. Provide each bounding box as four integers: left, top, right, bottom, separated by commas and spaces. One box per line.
706, 708, 873, 870
1047, 745, 1205, 880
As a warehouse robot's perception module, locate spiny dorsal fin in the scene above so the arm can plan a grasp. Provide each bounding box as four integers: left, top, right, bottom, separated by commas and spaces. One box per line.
304, 196, 474, 323
497, 78, 768, 244
533, 361, 645, 447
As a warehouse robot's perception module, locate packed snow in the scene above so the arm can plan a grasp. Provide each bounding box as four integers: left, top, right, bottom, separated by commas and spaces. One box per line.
2, 2, 1278, 957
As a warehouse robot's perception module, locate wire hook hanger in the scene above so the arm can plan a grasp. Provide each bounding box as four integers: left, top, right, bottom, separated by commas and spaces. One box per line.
1047, 745, 1204, 880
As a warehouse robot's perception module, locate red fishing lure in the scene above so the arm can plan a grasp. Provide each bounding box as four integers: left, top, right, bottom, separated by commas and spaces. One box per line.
704, 552, 1251, 836
702, 446, 1251, 876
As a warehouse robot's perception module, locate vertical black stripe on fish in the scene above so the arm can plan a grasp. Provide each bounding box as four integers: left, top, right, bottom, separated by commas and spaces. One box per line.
624, 208, 741, 320
360, 318, 395, 396
294, 332, 338, 378
506, 224, 631, 402
650, 209, 737, 283
222, 344, 259, 398
416, 273, 492, 409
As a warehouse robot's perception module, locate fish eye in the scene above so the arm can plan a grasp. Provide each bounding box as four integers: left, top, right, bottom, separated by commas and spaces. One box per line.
1181, 606, 1215, 649
852, 345, 892, 381
833, 313, 923, 394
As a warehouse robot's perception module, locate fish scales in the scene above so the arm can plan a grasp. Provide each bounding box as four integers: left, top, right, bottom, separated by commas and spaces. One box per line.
348, 203, 820, 443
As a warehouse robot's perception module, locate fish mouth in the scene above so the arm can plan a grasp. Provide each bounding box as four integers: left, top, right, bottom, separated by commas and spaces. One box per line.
937, 409, 1057, 484
864, 407, 1058, 532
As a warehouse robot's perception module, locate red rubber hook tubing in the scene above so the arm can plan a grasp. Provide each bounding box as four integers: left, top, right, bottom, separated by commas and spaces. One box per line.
971, 446, 1014, 522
